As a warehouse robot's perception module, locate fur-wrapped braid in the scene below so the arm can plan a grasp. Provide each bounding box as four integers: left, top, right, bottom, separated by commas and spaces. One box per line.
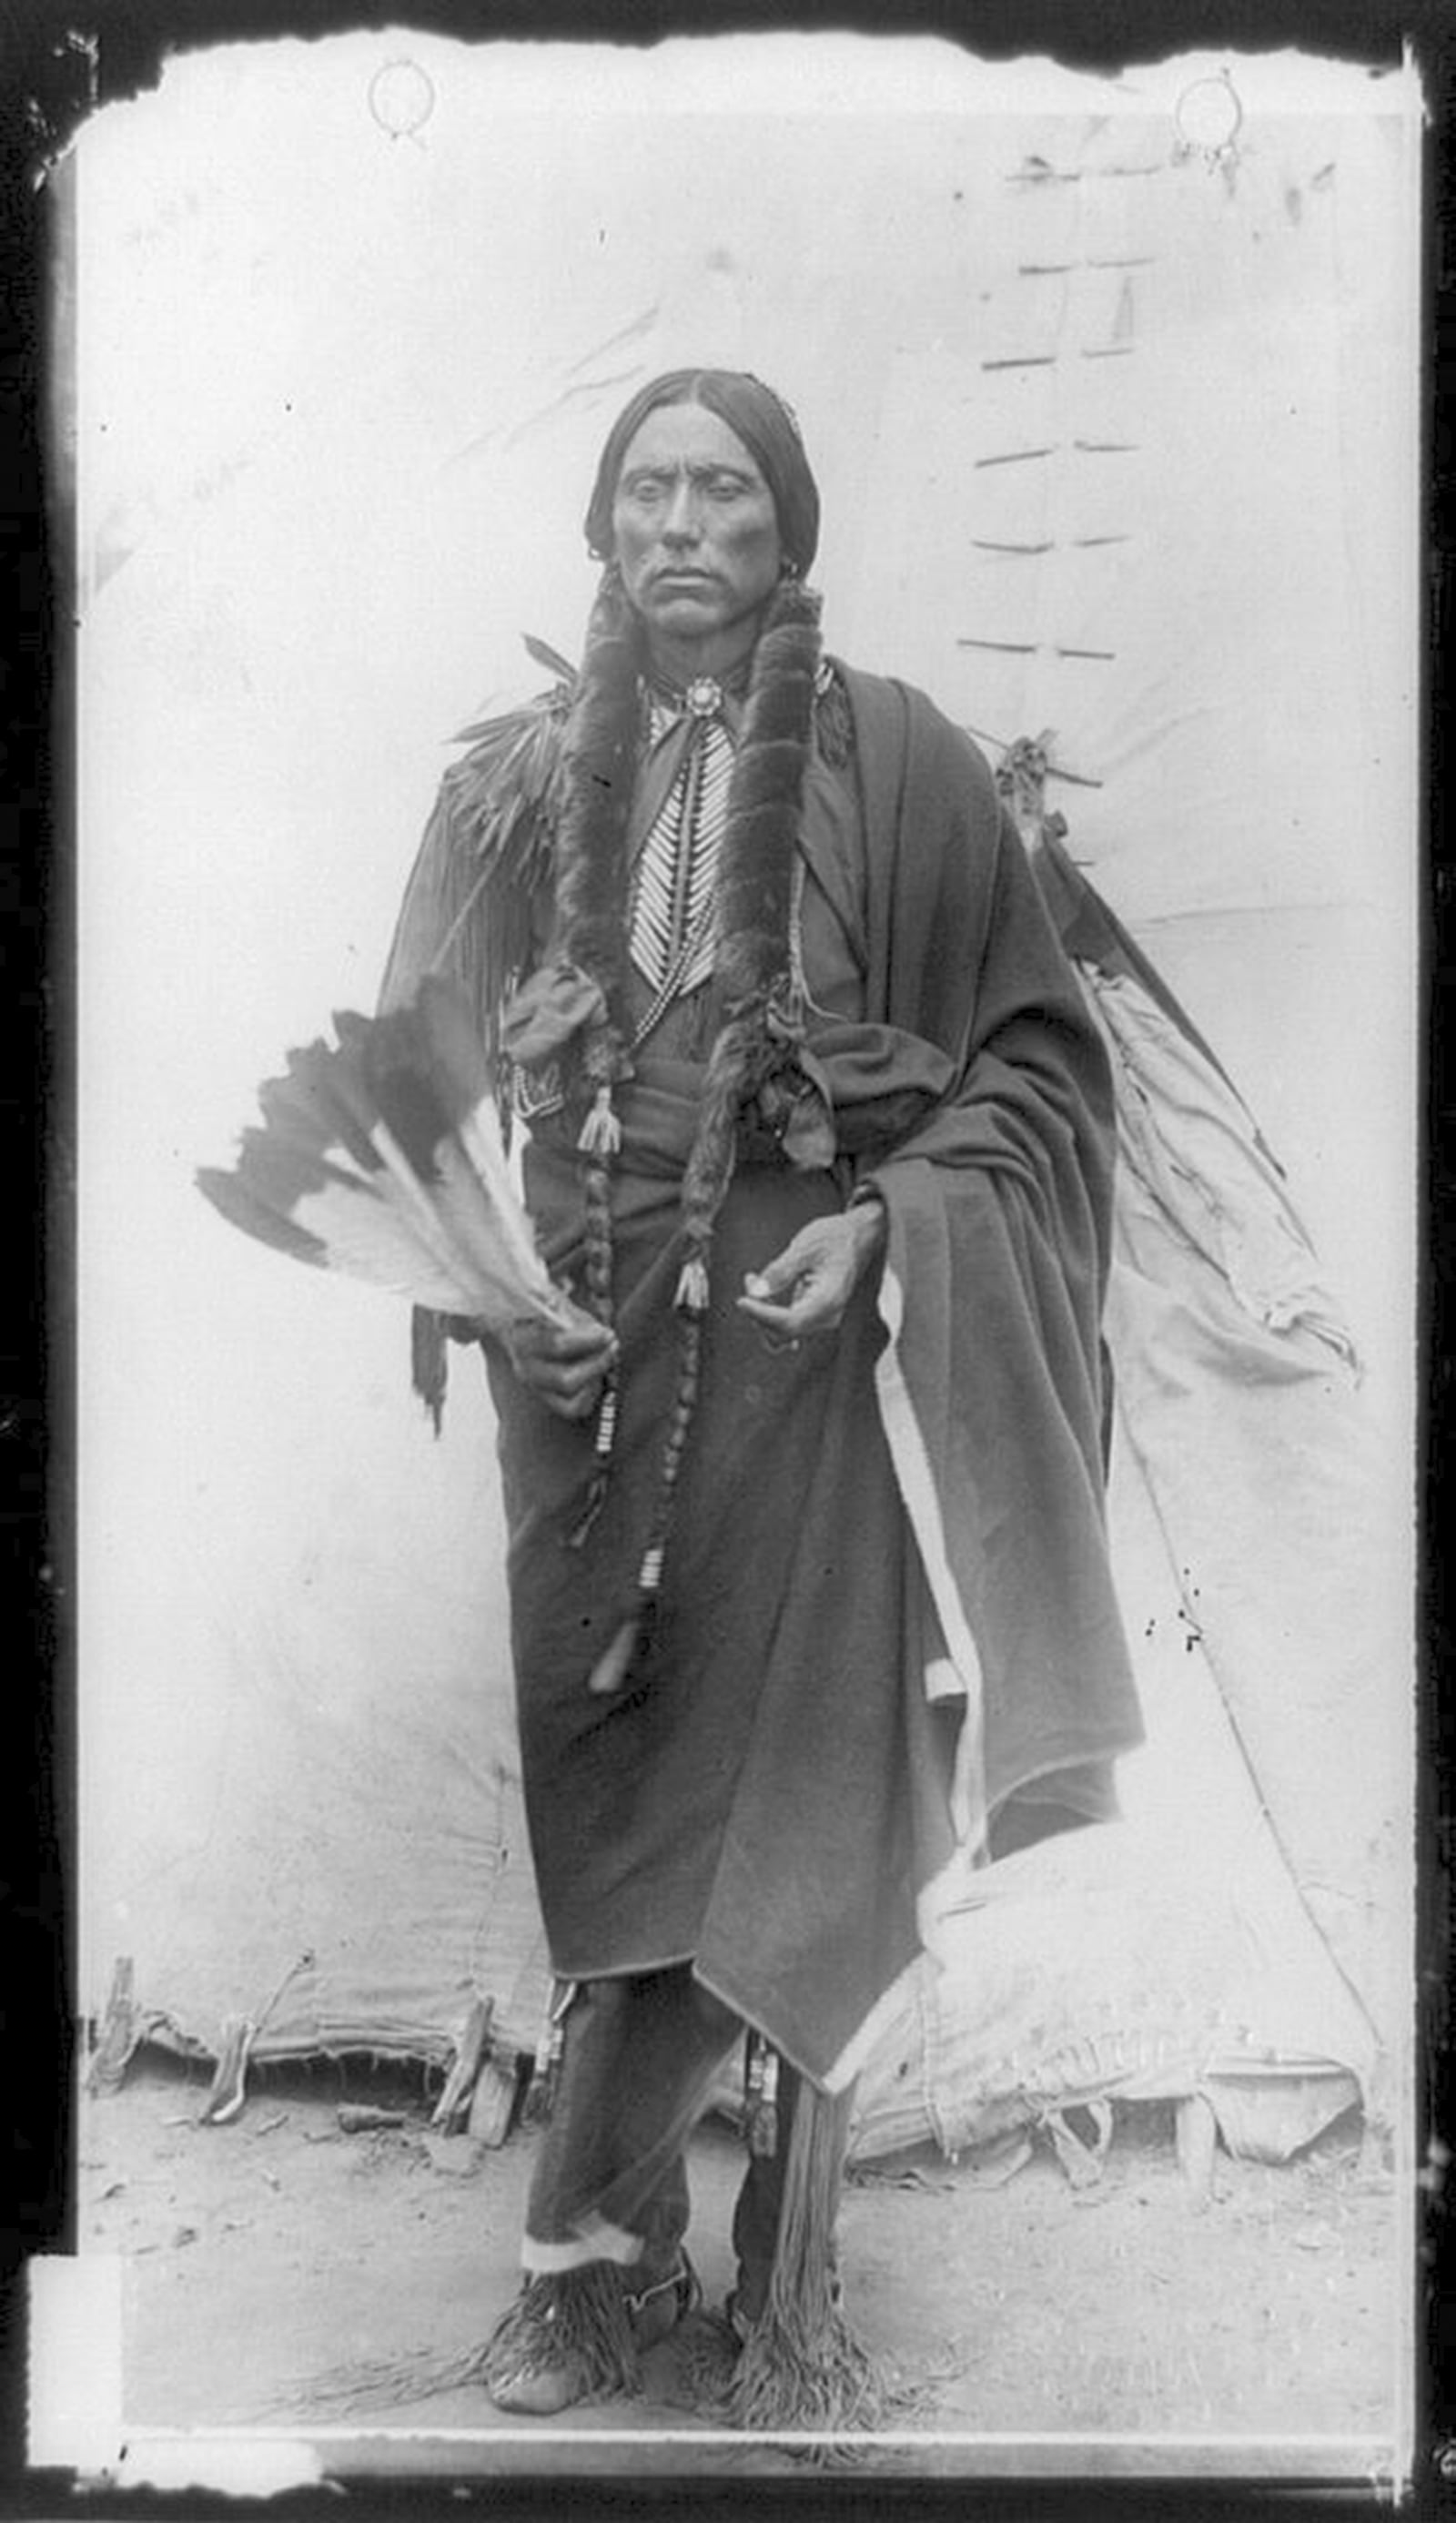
551, 568, 642, 1432
703, 580, 821, 1013
675, 578, 821, 1305
552, 566, 642, 1110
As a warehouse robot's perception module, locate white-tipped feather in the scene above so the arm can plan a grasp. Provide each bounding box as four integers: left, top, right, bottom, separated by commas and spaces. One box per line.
363, 1111, 490, 1296
197, 983, 573, 1335
284, 1180, 487, 1313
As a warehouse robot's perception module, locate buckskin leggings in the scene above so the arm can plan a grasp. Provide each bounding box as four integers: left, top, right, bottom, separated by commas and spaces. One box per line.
518, 1965, 849, 2321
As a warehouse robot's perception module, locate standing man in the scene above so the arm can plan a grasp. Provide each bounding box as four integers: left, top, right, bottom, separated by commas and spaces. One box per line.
379, 370, 1140, 2427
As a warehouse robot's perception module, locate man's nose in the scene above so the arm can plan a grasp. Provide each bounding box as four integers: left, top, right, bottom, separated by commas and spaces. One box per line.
661, 482, 701, 544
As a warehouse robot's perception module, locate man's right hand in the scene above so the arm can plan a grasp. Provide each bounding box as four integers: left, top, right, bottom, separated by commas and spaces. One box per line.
504, 1306, 618, 1421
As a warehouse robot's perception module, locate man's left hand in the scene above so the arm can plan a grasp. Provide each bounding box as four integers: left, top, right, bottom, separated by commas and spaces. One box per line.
736, 1201, 886, 1342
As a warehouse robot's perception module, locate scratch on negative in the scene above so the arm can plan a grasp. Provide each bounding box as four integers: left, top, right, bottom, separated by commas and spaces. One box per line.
561, 309, 658, 379
504, 369, 646, 449
974, 447, 1057, 470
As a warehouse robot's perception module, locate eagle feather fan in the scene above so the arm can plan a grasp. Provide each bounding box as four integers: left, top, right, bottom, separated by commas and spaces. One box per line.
197, 978, 573, 1337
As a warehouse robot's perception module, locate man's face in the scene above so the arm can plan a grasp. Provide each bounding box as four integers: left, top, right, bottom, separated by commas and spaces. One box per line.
611, 402, 784, 670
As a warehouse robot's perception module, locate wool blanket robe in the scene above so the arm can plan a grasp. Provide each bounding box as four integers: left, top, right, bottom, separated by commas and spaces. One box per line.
380, 665, 1140, 2088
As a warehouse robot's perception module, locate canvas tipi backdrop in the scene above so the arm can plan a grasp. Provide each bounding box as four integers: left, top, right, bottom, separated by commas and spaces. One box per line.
77, 38, 1416, 2163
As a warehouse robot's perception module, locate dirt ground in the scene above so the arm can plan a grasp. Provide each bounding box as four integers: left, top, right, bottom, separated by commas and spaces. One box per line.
74, 2047, 1408, 2486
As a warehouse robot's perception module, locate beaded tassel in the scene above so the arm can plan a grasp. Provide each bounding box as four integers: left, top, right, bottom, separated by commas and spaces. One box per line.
639, 1309, 703, 1586
567, 1377, 618, 1550
674, 1251, 711, 1316
577, 1080, 622, 1159
585, 1308, 703, 1698
565, 1115, 622, 1548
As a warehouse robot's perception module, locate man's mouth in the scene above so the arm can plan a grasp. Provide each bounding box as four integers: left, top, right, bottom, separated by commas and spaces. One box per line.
654, 568, 715, 588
